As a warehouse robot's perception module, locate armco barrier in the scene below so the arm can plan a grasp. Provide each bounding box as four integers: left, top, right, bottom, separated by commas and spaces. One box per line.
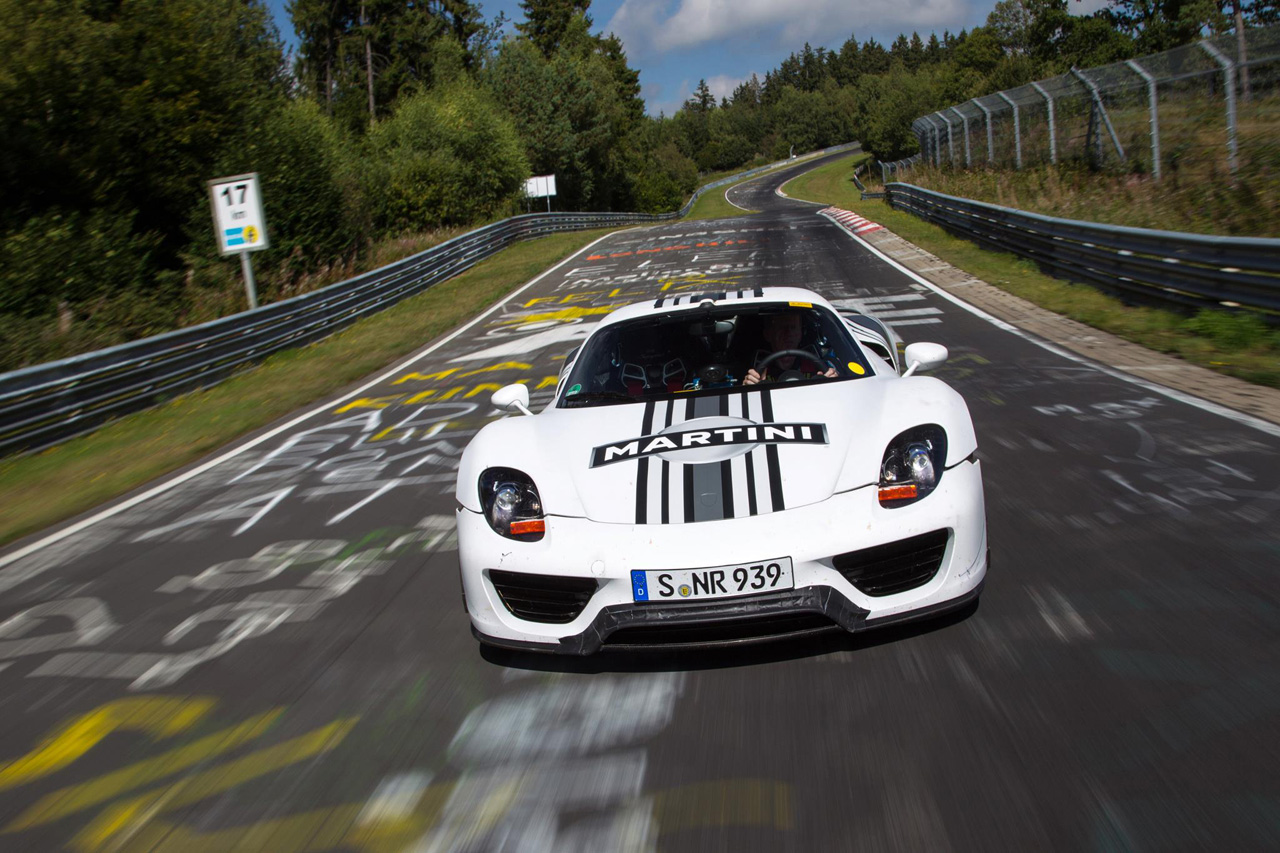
885, 182, 1280, 314
0, 144, 857, 456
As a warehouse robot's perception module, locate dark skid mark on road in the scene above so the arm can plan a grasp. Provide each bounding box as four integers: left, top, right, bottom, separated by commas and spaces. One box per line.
0, 149, 1277, 852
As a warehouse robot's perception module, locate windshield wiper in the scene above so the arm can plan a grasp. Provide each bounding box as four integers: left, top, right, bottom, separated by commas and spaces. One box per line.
563, 391, 635, 407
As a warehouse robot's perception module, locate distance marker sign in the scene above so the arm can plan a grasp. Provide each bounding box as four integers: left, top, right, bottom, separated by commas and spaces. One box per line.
208, 173, 269, 255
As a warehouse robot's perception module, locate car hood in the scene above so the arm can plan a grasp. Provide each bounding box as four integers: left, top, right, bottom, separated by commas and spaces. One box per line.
457, 377, 977, 525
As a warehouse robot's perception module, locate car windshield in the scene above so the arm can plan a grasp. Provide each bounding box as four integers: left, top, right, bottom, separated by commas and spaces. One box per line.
559, 302, 874, 408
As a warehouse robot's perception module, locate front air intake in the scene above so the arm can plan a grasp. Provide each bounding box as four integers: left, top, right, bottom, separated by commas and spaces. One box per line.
488, 570, 597, 623
833, 530, 949, 597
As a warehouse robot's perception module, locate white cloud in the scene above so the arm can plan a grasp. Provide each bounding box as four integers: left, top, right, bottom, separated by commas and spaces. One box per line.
606, 0, 970, 57
706, 73, 751, 102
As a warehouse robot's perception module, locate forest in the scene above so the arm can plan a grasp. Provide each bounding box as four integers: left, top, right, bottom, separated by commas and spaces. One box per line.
0, 0, 1272, 369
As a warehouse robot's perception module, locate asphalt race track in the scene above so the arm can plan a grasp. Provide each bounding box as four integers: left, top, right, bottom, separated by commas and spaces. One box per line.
1, 150, 1277, 852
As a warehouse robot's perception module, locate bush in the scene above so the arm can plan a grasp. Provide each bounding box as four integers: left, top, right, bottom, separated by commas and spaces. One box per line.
1182, 309, 1271, 350
365, 81, 528, 233
217, 100, 361, 273
0, 208, 159, 320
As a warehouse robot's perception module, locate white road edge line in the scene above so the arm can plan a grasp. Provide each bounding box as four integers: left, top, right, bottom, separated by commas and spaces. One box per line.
723, 183, 754, 212
0, 229, 627, 572
820, 211, 1280, 439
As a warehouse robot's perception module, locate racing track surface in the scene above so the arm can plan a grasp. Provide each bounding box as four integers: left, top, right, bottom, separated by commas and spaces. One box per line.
1, 149, 1277, 851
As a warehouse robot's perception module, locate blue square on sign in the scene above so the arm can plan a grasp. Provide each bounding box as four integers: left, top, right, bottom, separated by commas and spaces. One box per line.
631, 570, 648, 602
225, 227, 244, 247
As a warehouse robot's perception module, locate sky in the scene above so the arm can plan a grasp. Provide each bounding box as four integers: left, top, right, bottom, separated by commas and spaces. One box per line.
265, 0, 1109, 117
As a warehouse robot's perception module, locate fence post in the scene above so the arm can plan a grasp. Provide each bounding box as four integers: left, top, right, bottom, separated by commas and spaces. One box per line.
1125, 59, 1162, 180
929, 114, 943, 166
943, 113, 956, 164
1199, 40, 1240, 174
1030, 81, 1057, 165
1071, 67, 1126, 162
950, 107, 972, 167
971, 98, 995, 163
997, 92, 1022, 169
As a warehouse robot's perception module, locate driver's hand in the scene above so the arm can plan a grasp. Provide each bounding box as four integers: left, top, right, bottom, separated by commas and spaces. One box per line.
743, 369, 763, 386
821, 367, 837, 379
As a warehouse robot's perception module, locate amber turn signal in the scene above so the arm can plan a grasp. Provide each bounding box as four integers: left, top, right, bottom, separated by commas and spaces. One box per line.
877, 484, 919, 502
509, 519, 546, 535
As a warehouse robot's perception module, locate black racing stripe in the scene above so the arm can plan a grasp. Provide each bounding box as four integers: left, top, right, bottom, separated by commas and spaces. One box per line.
660, 399, 675, 524
635, 401, 656, 524
712, 291, 726, 301
736, 289, 744, 299
753, 287, 764, 298
760, 387, 785, 511
682, 464, 695, 524
720, 460, 734, 517
718, 393, 733, 517
654, 295, 664, 308
683, 397, 696, 523
741, 390, 758, 516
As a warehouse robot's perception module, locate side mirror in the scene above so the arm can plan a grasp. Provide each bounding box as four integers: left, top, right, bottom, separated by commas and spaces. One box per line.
491, 383, 532, 416
902, 342, 948, 377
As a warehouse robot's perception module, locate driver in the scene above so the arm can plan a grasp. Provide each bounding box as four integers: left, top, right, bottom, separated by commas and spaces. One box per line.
743, 311, 838, 385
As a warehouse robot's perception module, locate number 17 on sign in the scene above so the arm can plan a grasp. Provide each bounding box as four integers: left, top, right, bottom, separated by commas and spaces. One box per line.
208, 173, 270, 310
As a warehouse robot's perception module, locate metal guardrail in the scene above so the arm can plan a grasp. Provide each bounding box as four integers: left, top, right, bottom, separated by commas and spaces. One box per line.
0, 143, 857, 456
885, 182, 1280, 314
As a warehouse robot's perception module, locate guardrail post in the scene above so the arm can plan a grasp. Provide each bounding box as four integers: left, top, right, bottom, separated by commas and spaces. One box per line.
1071, 67, 1126, 163
997, 92, 1022, 169
971, 99, 994, 164
950, 107, 971, 167
1125, 59, 1162, 179
1199, 39, 1240, 174
1030, 82, 1057, 165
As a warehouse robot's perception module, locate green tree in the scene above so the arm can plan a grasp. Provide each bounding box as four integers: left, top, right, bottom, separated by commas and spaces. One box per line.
517, 0, 593, 57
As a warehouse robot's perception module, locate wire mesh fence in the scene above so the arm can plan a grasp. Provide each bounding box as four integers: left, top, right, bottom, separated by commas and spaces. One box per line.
900, 25, 1280, 179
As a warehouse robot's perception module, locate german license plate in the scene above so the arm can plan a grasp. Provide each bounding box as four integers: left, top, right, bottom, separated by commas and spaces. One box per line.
631, 558, 794, 603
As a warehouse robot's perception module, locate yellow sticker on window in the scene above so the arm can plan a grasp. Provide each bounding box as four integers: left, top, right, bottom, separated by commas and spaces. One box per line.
847, 362, 866, 375
788, 301, 812, 308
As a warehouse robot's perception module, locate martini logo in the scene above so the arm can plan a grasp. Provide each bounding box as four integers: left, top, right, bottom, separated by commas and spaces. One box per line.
590, 422, 827, 467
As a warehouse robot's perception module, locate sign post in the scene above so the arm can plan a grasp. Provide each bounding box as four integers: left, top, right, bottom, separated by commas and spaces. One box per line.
523, 174, 557, 213
208, 173, 269, 310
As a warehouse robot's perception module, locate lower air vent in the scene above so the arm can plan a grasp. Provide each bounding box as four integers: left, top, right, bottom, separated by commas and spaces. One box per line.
604, 613, 836, 647
833, 530, 949, 597
489, 570, 597, 624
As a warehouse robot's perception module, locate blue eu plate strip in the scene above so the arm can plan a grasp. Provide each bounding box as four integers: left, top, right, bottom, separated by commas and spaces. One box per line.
631, 570, 648, 602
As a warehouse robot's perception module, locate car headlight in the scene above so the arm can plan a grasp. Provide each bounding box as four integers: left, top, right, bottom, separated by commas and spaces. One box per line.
878, 425, 947, 507
479, 467, 545, 540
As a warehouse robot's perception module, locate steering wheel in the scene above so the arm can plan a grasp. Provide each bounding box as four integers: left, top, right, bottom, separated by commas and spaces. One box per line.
757, 349, 825, 371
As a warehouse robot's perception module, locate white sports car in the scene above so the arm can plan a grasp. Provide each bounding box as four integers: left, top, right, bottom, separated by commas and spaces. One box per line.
455, 287, 987, 653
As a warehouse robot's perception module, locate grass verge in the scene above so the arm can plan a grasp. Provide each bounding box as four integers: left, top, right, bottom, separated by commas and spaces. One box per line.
0, 228, 614, 548
784, 154, 1280, 388
892, 162, 1279, 238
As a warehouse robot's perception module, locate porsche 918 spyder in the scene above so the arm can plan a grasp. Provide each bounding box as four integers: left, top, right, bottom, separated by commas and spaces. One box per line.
455, 286, 987, 653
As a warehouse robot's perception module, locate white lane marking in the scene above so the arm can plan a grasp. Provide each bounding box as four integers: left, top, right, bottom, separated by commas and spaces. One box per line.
0, 230, 627, 576
845, 294, 927, 305
887, 318, 944, 327
870, 307, 943, 319
775, 183, 825, 206
723, 183, 754, 212
825, 214, 1280, 438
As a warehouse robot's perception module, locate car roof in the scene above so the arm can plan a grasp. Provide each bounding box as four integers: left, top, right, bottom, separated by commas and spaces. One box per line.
599, 286, 842, 329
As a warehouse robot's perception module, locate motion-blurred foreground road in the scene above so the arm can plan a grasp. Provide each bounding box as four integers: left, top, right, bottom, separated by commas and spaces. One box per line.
1, 150, 1277, 852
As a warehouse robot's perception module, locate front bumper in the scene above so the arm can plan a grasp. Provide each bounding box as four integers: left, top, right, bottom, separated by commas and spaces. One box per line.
473, 578, 985, 655
459, 458, 987, 654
